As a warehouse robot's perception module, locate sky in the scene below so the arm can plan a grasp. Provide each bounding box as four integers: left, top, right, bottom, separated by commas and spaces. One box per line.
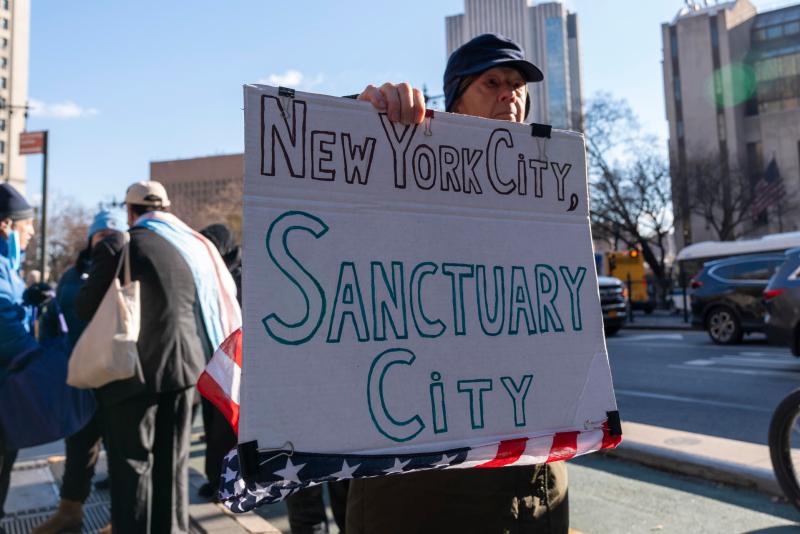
22, 0, 797, 210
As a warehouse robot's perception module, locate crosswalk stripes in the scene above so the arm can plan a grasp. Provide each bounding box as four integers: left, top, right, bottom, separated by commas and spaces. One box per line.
671, 352, 800, 379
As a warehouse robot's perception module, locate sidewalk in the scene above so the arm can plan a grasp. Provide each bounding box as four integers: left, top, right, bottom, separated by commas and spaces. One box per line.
622, 308, 694, 331
1, 432, 282, 534
606, 420, 781, 497
2, 422, 783, 533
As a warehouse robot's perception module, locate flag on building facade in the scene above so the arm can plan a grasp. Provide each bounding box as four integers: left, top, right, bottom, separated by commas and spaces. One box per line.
752, 157, 784, 219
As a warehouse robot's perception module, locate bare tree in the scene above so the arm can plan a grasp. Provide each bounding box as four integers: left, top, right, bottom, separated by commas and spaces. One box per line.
167, 179, 242, 242
23, 197, 92, 283
584, 93, 673, 302
679, 153, 798, 241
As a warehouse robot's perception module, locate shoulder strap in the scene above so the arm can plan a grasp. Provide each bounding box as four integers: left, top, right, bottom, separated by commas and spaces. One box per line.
113, 232, 132, 285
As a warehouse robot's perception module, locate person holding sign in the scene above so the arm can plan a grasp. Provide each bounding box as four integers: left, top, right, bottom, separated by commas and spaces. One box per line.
349, 33, 569, 534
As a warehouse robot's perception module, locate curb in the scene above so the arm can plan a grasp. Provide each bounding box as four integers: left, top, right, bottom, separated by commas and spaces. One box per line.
622, 323, 694, 331
601, 425, 781, 498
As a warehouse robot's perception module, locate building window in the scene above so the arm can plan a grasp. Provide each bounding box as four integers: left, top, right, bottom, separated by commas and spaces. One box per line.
710, 18, 719, 49
544, 17, 569, 128
0, 119, 7, 131
2, 1, 8, 10
1, 19, 7, 30
0, 38, 8, 49
746, 141, 764, 186
0, 57, 7, 69
754, 52, 800, 113
0, 162, 5, 176
670, 27, 678, 59
676, 120, 684, 139
0, 78, 6, 90
0, 141, 6, 154
673, 76, 682, 101
767, 25, 784, 39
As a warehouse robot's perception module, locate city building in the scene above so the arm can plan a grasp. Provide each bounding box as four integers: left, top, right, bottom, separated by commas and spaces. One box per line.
2, 0, 29, 192
445, 0, 583, 130
150, 153, 243, 236
662, 0, 800, 249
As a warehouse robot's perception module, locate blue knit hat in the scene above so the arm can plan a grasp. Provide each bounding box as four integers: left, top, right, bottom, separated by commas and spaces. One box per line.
0, 183, 33, 221
87, 209, 126, 239
443, 33, 543, 116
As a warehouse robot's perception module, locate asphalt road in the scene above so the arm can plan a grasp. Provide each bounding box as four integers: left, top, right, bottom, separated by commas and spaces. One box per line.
607, 328, 800, 446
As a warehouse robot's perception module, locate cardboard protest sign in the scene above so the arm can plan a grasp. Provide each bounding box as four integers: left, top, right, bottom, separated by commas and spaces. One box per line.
226, 83, 620, 509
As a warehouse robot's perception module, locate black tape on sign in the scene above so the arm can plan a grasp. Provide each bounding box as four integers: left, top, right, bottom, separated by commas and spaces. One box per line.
237, 440, 260, 483
530, 123, 552, 138
278, 86, 296, 98
606, 411, 622, 436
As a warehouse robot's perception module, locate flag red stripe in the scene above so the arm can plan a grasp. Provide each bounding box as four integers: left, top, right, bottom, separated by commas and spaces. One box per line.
475, 438, 528, 468
198, 370, 240, 434
547, 431, 578, 462
220, 327, 243, 366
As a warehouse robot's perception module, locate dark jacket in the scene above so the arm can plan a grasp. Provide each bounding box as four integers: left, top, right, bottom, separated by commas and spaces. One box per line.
346, 462, 568, 534
41, 248, 91, 346
76, 228, 212, 405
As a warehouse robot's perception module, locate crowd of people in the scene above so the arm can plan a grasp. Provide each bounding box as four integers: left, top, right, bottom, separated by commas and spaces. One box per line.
0, 180, 242, 534
0, 32, 569, 534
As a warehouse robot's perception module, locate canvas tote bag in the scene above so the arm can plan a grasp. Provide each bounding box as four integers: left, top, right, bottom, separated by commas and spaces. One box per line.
67, 233, 140, 388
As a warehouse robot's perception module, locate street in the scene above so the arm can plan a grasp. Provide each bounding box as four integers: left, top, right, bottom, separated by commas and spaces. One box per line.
607, 329, 799, 446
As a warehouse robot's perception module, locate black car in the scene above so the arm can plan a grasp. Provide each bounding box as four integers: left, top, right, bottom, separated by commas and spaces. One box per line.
690, 253, 786, 344
764, 248, 800, 355
599, 275, 626, 336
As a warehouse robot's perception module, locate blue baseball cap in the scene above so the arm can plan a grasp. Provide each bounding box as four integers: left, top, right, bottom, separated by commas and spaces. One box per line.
444, 33, 543, 116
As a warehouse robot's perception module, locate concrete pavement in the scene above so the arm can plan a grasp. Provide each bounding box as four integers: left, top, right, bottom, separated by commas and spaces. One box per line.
4, 421, 791, 533
618, 308, 694, 331
8, 327, 799, 532
1, 434, 281, 534
607, 420, 782, 497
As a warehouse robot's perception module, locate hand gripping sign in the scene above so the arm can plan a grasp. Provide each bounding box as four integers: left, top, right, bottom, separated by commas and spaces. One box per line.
209, 84, 621, 512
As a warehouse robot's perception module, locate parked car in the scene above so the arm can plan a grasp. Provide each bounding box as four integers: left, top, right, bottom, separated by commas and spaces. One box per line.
764, 248, 800, 356
690, 253, 786, 344
599, 275, 626, 336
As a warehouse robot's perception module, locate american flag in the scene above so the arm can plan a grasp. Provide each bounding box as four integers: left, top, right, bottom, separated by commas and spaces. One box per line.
752, 157, 784, 219
199, 329, 623, 514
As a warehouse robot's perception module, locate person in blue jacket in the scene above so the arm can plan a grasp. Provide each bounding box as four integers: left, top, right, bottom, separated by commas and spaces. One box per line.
32, 209, 125, 534
0, 182, 36, 528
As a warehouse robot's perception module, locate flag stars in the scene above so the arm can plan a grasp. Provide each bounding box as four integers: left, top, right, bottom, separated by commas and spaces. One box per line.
274, 458, 307, 483
224, 467, 238, 483
330, 460, 361, 480
434, 453, 459, 468
383, 457, 411, 475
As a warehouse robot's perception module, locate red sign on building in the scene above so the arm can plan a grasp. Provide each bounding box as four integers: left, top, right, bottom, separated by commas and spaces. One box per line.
19, 131, 46, 155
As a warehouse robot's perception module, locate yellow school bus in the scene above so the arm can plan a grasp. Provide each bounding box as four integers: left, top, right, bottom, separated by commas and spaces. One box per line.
601, 250, 653, 313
